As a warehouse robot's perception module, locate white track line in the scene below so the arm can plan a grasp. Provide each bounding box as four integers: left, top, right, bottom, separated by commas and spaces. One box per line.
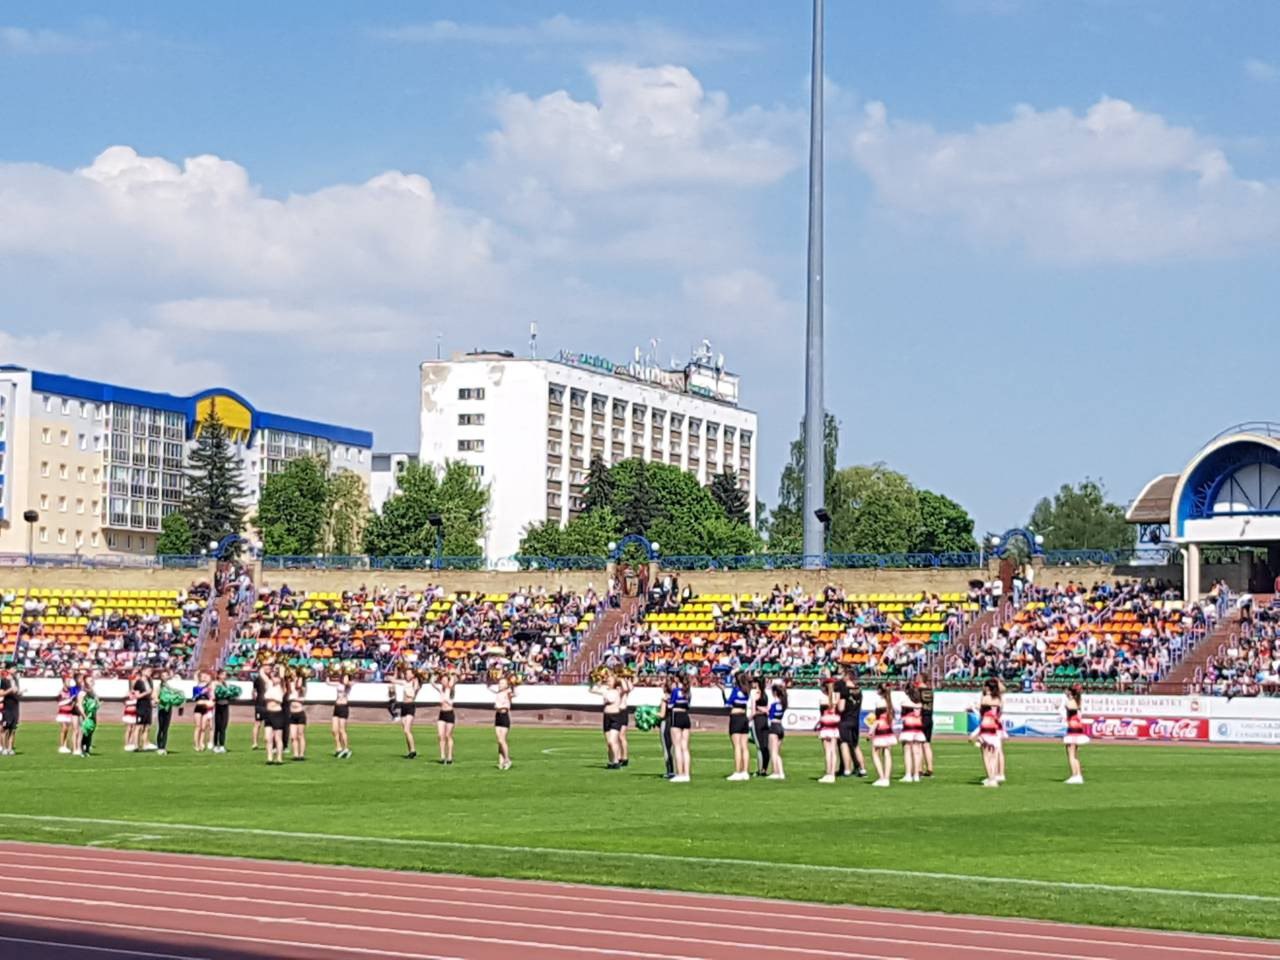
1, 812, 1273, 905
0, 875, 1132, 960
0, 892, 913, 960
5, 861, 1274, 960
0, 934, 204, 959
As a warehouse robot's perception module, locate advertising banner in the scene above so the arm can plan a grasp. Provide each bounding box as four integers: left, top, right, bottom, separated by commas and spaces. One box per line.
1087, 716, 1208, 741
1210, 719, 1280, 744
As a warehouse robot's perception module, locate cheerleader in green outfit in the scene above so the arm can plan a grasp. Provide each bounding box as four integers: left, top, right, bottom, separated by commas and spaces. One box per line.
78, 675, 100, 757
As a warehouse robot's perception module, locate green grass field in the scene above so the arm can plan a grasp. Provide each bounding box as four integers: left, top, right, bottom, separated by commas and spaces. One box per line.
1, 721, 1277, 939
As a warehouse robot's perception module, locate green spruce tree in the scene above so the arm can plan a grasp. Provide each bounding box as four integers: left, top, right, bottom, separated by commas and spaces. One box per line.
183, 402, 247, 551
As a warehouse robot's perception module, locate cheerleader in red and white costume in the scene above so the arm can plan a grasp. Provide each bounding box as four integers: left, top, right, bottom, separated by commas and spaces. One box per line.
55, 675, 78, 754
898, 683, 927, 783
869, 683, 897, 787
1062, 683, 1089, 785
973, 678, 1005, 787
121, 677, 140, 752
816, 678, 842, 784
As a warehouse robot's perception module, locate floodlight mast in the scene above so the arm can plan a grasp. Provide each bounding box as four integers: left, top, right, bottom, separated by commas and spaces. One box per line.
801, 0, 826, 570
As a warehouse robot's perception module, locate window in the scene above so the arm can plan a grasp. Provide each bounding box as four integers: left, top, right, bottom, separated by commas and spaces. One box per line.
78, 433, 87, 451
80, 401, 88, 418
75, 530, 84, 548
76, 466, 86, 482
458, 413, 485, 426
38, 494, 49, 510
91, 500, 99, 514
468, 464, 485, 477
457, 439, 484, 452
57, 496, 67, 513
60, 399, 70, 416
548, 384, 565, 405
40, 461, 49, 478
40, 427, 50, 444
59, 430, 69, 446
38, 527, 48, 543
42, 395, 52, 413
92, 467, 101, 484
91, 532, 100, 548
58, 464, 68, 480
458, 387, 485, 400
106, 532, 116, 549
57, 529, 66, 545
75, 498, 84, 514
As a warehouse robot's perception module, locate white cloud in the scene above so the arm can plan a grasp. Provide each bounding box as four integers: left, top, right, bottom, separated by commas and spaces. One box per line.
370, 14, 756, 62
1245, 58, 1278, 83
485, 63, 798, 193
851, 96, 1280, 261
0, 25, 90, 55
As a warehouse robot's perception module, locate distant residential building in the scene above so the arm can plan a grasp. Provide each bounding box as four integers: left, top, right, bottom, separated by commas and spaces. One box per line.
371, 452, 418, 512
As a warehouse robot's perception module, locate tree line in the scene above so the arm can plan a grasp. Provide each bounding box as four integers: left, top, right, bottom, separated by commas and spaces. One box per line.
157, 406, 1133, 559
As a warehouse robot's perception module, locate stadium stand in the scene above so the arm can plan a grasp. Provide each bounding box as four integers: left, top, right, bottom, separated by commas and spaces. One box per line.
225, 584, 602, 680
0, 584, 210, 676
1198, 598, 1280, 696
944, 579, 1213, 689
598, 585, 977, 683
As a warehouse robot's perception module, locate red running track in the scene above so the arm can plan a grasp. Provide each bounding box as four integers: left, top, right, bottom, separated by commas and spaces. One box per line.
0, 842, 1275, 960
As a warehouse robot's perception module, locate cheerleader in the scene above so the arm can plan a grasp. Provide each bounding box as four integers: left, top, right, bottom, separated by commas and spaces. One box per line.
616, 670, 633, 768
287, 669, 308, 761
817, 678, 842, 783
1062, 683, 1089, 785
261, 666, 286, 765
657, 675, 675, 779
918, 674, 936, 778
154, 668, 178, 755
591, 669, 624, 769
133, 667, 155, 752
55, 674, 78, 755
767, 679, 787, 780
121, 674, 139, 752
432, 670, 457, 765
191, 671, 215, 753
0, 668, 20, 756
898, 683, 927, 783
392, 665, 420, 760
489, 673, 514, 770
973, 678, 1005, 788
667, 673, 692, 783
330, 671, 353, 759
869, 683, 898, 787
212, 669, 233, 753
836, 669, 867, 779
748, 676, 771, 777
250, 665, 269, 751
77, 675, 99, 757
722, 672, 752, 782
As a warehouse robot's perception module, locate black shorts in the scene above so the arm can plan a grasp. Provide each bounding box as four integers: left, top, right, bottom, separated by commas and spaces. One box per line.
289, 712, 306, 727
254, 704, 266, 722
922, 710, 934, 742
769, 721, 785, 740
729, 713, 750, 736
494, 710, 511, 729
2, 710, 18, 732
265, 710, 287, 732
603, 712, 624, 732
671, 711, 691, 730
839, 721, 859, 748
193, 705, 209, 716
333, 704, 350, 720
400, 703, 417, 717
617, 710, 629, 728
438, 710, 456, 724
136, 703, 153, 725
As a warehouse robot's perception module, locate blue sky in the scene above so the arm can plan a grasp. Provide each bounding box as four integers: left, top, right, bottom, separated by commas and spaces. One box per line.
1, 1, 1278, 535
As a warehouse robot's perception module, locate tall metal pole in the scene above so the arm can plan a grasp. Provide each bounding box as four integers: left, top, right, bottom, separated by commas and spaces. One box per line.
801, 0, 826, 568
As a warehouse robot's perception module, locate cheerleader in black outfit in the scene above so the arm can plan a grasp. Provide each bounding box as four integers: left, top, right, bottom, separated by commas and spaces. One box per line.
590, 669, 624, 769
767, 679, 787, 780
489, 674, 514, 770
748, 676, 771, 776
616, 671, 633, 767
286, 669, 308, 761
392, 665, 421, 759
212, 669, 232, 754
330, 672, 353, 759
1062, 683, 1088, 785
262, 666, 286, 766
432, 670, 457, 765
251, 667, 268, 751
723, 672, 751, 782
658, 675, 675, 779
667, 674, 692, 783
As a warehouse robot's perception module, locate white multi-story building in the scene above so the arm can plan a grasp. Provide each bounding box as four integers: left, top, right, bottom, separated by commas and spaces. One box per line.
370, 452, 417, 513
0, 366, 373, 557
418, 346, 757, 561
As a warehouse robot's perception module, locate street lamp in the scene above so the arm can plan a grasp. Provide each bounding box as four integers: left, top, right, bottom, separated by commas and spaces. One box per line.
22, 510, 38, 566
813, 508, 831, 565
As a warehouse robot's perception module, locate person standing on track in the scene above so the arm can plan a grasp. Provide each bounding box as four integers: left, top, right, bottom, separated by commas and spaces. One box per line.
767, 679, 787, 780
722, 672, 752, 782
133, 667, 155, 752
262, 667, 286, 766
869, 683, 898, 787
667, 672, 692, 783
591, 668, 624, 770
835, 668, 867, 778
330, 670, 353, 759
432, 669, 457, 765
0, 668, 21, 756
490, 673, 515, 770
212, 669, 233, 754
1062, 683, 1089, 785
748, 676, 771, 776
817, 678, 842, 784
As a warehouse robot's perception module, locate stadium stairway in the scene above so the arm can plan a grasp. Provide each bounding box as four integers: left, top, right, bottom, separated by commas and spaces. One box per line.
565, 595, 642, 676
927, 600, 1015, 683
1163, 597, 1256, 690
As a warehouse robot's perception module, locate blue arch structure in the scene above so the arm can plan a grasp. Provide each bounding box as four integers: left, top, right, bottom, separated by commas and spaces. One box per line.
1176, 439, 1280, 536
212, 534, 248, 559
610, 534, 657, 561
991, 527, 1044, 558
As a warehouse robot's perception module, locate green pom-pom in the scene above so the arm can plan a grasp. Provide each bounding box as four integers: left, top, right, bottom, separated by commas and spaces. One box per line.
215, 684, 243, 700
633, 705, 660, 732
158, 687, 187, 709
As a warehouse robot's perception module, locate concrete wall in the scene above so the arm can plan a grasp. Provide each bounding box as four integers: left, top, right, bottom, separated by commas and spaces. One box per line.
0, 566, 213, 593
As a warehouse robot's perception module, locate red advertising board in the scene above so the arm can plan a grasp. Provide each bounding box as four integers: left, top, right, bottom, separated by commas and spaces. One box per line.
1087, 716, 1209, 741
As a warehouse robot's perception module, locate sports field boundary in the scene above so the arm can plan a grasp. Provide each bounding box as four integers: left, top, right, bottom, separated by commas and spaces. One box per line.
1, 812, 1274, 906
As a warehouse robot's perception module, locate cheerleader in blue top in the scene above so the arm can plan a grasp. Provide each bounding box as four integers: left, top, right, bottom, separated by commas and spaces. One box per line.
722, 672, 752, 782
767, 680, 788, 780
667, 674, 692, 783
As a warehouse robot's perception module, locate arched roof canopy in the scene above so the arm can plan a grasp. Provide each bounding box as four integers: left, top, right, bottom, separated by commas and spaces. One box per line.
1172, 433, 1280, 541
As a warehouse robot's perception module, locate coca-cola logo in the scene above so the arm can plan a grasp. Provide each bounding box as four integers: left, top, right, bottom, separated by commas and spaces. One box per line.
1088, 715, 1207, 741
1089, 717, 1144, 738
1148, 718, 1203, 740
